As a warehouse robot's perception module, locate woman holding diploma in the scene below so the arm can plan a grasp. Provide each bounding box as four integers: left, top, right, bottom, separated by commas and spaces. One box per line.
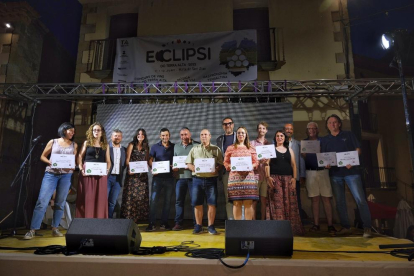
24, 122, 77, 239
224, 127, 259, 220
121, 128, 150, 223
76, 122, 111, 218
266, 130, 305, 235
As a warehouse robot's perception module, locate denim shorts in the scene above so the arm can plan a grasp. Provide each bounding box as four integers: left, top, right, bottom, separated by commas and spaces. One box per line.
191, 177, 218, 206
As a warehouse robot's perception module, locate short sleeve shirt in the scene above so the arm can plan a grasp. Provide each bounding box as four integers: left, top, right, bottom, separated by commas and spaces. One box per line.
150, 141, 175, 178
321, 131, 360, 176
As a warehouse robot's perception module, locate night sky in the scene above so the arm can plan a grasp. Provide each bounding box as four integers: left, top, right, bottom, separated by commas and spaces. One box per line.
347, 0, 414, 60
3, 0, 82, 57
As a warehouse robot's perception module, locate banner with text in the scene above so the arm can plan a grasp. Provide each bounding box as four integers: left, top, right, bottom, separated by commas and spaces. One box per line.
113, 30, 257, 82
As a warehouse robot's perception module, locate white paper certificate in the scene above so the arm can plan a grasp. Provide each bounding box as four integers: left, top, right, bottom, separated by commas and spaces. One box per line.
336, 151, 360, 167
316, 152, 337, 167
173, 156, 188, 169
152, 161, 170, 174
129, 161, 148, 173
194, 158, 215, 173
50, 154, 75, 169
255, 145, 276, 160
301, 140, 320, 153
230, 156, 253, 172
85, 162, 107, 176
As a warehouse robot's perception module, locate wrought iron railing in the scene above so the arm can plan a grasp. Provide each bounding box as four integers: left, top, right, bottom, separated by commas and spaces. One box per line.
361, 112, 378, 133
87, 39, 117, 72
365, 167, 397, 189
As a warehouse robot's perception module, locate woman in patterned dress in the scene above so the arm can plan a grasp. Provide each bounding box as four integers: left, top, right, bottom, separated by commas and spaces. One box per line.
121, 128, 150, 223
224, 127, 259, 220
265, 130, 305, 235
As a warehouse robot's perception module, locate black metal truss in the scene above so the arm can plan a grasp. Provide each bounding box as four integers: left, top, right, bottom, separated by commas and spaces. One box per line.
1, 79, 413, 103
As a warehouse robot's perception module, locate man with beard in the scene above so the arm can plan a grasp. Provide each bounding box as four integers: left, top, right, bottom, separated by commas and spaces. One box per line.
108, 129, 126, 218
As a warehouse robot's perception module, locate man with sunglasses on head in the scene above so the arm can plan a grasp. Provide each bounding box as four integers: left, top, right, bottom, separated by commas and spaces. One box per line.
216, 117, 236, 220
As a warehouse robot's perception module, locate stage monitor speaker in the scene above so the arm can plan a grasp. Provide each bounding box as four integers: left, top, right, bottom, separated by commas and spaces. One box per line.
66, 218, 141, 254
225, 220, 293, 256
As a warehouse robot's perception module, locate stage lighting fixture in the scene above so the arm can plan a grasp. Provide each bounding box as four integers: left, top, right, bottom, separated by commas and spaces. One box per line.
381, 33, 392, 50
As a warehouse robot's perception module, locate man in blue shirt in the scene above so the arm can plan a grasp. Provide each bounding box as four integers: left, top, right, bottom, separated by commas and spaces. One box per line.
321, 114, 372, 238
147, 128, 175, 231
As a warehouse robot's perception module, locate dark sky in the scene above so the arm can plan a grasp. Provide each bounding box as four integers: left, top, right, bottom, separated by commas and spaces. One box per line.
3, 0, 82, 57
347, 0, 414, 59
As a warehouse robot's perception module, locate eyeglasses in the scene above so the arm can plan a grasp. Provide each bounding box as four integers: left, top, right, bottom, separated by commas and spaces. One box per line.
307, 128, 317, 130
222, 122, 233, 126
93, 129, 102, 132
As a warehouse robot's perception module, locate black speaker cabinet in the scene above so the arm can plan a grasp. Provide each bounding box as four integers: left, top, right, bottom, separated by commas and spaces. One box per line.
225, 220, 293, 256
66, 218, 141, 254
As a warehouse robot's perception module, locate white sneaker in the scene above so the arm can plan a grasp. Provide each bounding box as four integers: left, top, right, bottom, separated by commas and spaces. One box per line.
52, 229, 63, 237
363, 228, 372, 238
23, 230, 35, 240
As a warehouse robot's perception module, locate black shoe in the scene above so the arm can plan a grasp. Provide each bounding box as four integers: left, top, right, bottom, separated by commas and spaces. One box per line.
160, 224, 172, 231
146, 223, 156, 232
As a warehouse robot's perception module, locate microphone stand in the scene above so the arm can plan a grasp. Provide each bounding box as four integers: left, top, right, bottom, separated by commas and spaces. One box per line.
3, 140, 41, 237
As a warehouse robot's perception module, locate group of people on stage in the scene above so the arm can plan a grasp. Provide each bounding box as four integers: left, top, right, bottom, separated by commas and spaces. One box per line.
24, 114, 372, 239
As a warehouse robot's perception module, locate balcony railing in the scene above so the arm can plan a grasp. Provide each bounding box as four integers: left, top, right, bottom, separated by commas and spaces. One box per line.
361, 112, 378, 133
364, 167, 397, 189
86, 28, 285, 76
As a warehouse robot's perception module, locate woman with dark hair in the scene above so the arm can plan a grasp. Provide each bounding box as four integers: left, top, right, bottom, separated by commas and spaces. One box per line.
224, 127, 259, 220
121, 128, 150, 223
265, 130, 305, 235
76, 122, 111, 218
24, 122, 77, 239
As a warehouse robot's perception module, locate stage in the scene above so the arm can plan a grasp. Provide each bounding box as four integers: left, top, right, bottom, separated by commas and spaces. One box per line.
1, 222, 413, 275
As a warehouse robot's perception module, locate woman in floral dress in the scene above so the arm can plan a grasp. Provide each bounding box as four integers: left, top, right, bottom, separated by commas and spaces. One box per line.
224, 127, 259, 220
121, 128, 150, 223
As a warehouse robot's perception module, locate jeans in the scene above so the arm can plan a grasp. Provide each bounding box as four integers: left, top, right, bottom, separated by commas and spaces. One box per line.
175, 178, 195, 225
149, 177, 175, 225
107, 174, 122, 218
192, 177, 218, 206
331, 174, 372, 229
30, 172, 72, 229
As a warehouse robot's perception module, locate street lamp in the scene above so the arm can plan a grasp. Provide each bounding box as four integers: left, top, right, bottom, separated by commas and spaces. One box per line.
381, 30, 414, 172
5, 23, 11, 29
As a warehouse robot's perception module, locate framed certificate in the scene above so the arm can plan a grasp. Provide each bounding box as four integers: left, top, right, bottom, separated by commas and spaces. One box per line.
336, 151, 360, 167
194, 158, 215, 173
230, 156, 253, 172
173, 156, 188, 169
301, 140, 320, 153
50, 154, 75, 169
152, 161, 170, 174
255, 145, 276, 160
85, 162, 107, 176
316, 152, 337, 167
129, 161, 149, 173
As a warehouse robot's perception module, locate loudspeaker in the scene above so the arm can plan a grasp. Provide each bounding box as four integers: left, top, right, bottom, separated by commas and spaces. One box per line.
66, 218, 141, 254
225, 220, 293, 256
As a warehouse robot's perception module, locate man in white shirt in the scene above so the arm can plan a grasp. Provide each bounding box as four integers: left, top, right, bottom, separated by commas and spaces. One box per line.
108, 129, 126, 218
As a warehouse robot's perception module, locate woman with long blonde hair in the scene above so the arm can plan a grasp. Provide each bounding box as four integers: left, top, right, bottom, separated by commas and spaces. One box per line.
76, 122, 111, 218
223, 127, 259, 220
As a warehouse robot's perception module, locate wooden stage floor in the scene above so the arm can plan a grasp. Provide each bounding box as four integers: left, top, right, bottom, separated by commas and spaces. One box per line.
1, 222, 413, 275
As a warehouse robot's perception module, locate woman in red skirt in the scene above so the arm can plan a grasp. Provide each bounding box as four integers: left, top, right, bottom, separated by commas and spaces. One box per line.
265, 130, 305, 235
76, 122, 111, 218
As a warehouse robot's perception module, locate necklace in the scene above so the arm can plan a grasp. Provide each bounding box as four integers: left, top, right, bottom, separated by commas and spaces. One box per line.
94, 147, 100, 159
